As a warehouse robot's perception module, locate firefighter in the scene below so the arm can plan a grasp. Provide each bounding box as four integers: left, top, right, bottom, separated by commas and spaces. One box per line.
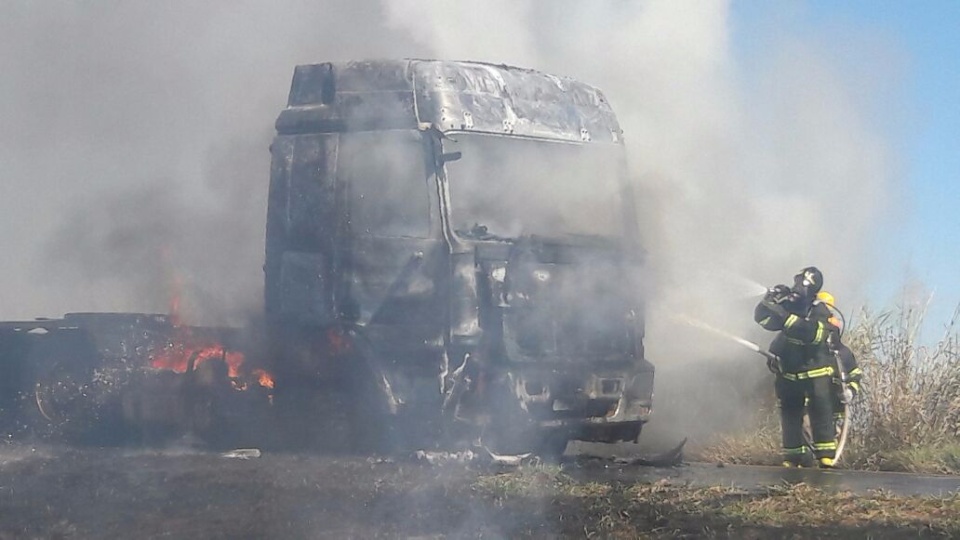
816, 291, 862, 420
754, 267, 838, 468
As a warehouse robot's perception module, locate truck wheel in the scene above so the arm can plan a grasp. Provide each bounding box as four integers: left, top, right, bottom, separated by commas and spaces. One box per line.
536, 429, 570, 460
483, 379, 539, 455
348, 382, 395, 455
31, 361, 100, 441
270, 382, 352, 452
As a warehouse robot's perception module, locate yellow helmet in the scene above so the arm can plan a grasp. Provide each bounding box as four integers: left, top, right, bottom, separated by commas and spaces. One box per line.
817, 291, 842, 330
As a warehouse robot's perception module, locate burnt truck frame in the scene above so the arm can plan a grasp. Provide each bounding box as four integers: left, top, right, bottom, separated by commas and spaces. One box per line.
0, 59, 654, 454
263, 59, 654, 453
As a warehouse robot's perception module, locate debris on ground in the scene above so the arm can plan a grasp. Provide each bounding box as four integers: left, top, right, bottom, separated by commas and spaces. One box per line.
482, 448, 533, 466
412, 449, 477, 465
608, 438, 687, 467
412, 447, 539, 467
220, 448, 261, 459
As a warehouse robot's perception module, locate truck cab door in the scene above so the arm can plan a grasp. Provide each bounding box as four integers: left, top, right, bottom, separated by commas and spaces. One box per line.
338, 130, 445, 354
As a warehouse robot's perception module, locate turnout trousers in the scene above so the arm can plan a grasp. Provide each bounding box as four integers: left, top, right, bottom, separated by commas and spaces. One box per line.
776, 374, 836, 464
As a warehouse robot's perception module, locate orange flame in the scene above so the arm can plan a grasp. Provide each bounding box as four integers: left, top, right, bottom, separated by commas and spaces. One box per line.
252, 369, 275, 389
149, 265, 274, 393
151, 342, 246, 378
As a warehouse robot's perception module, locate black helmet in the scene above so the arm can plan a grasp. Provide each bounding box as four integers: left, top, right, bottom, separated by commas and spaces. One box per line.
792, 266, 823, 298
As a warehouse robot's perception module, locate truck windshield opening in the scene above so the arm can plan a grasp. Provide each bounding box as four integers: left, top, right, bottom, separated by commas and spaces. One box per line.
444, 135, 624, 239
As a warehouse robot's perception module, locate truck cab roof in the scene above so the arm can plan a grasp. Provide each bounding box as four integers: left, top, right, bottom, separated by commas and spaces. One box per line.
276, 59, 623, 144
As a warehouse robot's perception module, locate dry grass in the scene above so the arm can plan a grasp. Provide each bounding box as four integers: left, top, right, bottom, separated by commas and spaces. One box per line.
699, 302, 960, 473
475, 463, 603, 499
723, 483, 960, 531
692, 408, 781, 466
472, 467, 960, 537
845, 303, 960, 471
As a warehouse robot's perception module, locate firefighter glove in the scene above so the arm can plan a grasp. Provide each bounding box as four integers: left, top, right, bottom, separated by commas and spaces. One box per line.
766, 354, 781, 374
841, 385, 855, 404
766, 284, 791, 302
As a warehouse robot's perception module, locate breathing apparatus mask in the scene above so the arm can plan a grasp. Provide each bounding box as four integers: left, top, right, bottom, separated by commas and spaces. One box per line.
791, 266, 823, 300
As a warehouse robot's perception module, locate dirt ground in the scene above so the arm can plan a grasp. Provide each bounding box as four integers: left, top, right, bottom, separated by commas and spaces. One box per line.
1, 443, 959, 539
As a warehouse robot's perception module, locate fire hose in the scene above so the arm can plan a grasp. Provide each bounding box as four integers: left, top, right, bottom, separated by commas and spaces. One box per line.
673, 314, 782, 373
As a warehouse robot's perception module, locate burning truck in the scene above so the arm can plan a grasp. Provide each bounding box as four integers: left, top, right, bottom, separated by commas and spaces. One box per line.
0, 60, 655, 455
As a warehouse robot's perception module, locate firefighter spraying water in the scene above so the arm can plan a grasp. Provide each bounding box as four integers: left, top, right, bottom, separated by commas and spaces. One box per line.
678, 268, 861, 467
754, 267, 861, 467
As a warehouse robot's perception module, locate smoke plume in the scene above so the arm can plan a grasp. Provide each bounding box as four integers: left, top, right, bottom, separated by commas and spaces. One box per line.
0, 1, 424, 323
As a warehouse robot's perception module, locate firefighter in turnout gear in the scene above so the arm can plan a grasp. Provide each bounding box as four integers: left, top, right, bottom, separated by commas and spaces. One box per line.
755, 267, 839, 468
816, 291, 863, 421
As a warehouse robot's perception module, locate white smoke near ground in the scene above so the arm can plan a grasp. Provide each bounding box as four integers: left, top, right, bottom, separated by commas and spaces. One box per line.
0, 2, 901, 445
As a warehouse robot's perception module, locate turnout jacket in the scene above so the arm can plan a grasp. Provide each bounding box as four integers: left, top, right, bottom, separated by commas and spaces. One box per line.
755, 292, 835, 376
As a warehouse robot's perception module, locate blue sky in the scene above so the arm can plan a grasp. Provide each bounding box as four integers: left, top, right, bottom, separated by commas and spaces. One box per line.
731, 1, 960, 334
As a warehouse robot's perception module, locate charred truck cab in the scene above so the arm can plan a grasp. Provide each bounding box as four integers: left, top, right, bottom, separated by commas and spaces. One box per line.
265, 60, 655, 453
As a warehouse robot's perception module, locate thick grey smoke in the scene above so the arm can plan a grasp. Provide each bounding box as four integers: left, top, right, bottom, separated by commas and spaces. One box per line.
1, 1, 900, 443
0, 1, 424, 323
383, 0, 898, 335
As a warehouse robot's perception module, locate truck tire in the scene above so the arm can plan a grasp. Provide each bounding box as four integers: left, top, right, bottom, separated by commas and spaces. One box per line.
30, 359, 106, 442
536, 429, 570, 460
483, 377, 541, 455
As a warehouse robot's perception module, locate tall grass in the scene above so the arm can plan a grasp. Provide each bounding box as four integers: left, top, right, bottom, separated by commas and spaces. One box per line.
846, 303, 960, 471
